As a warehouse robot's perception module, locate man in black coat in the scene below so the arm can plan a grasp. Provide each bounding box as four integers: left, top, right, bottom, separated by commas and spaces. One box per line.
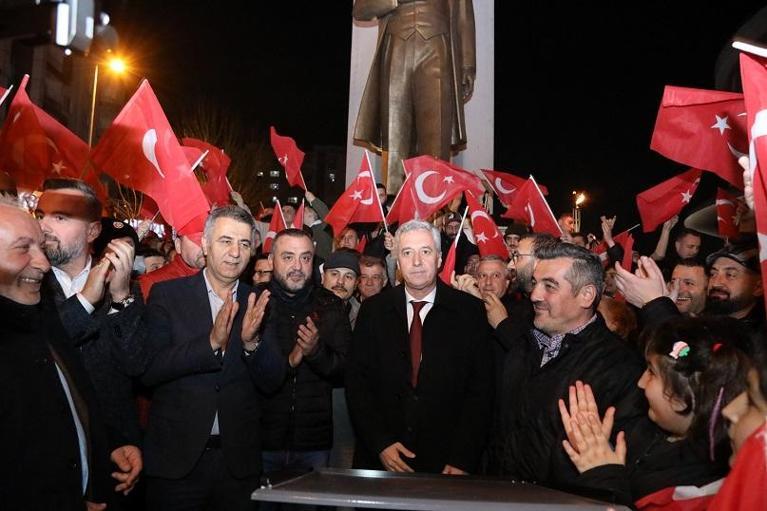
489, 242, 645, 488
0, 198, 112, 510
36, 179, 146, 497
257, 229, 352, 477
347, 219, 494, 474
141, 206, 284, 511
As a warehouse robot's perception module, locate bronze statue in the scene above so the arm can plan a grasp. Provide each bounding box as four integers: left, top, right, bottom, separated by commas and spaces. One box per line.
353, 0, 476, 194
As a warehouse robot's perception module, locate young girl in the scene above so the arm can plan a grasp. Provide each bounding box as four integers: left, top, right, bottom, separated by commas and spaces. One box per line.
558, 317, 751, 510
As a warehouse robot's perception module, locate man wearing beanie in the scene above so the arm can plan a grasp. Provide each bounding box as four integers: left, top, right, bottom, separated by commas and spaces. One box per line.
259, 228, 352, 479
322, 249, 361, 328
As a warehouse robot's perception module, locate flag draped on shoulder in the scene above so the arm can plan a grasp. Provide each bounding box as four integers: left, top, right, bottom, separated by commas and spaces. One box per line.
502, 176, 562, 237
324, 153, 385, 235
650, 85, 747, 189
91, 80, 209, 234
465, 190, 508, 259
270, 126, 306, 190
386, 155, 484, 224
0, 75, 95, 192
636, 168, 701, 233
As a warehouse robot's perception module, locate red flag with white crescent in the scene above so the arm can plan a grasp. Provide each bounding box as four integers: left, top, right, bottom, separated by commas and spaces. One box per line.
739, 51, 767, 314
635, 168, 702, 233
716, 188, 740, 239
325, 153, 384, 235
386, 155, 484, 224
182, 137, 233, 206
481, 169, 548, 206
650, 85, 747, 189
502, 177, 562, 237
91, 80, 209, 233
270, 126, 307, 190
464, 190, 508, 259
439, 240, 457, 284
293, 200, 305, 229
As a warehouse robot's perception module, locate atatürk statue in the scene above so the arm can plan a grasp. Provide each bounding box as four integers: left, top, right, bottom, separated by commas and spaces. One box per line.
353, 0, 476, 194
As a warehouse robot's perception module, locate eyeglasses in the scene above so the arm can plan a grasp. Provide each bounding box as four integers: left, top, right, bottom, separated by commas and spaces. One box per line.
510, 252, 533, 264
254, 270, 273, 276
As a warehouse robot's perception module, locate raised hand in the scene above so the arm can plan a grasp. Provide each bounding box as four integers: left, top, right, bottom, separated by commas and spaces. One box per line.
483, 292, 509, 329
210, 294, 239, 352
453, 273, 480, 299
558, 381, 615, 452
613, 256, 667, 308
103, 239, 135, 302
296, 316, 320, 356
241, 290, 270, 342
80, 257, 111, 307
379, 442, 416, 472
562, 411, 626, 473
600, 215, 616, 246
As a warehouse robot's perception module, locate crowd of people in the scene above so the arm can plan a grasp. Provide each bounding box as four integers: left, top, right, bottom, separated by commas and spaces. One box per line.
1, 174, 766, 511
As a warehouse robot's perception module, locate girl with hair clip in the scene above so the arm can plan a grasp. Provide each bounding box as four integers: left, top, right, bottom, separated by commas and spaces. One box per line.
557, 317, 751, 510
707, 342, 767, 509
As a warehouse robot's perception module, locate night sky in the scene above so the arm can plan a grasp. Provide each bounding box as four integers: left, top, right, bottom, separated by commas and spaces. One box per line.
104, 1, 763, 251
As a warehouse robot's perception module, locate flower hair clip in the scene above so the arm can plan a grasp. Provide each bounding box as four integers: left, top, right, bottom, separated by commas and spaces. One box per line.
669, 341, 690, 360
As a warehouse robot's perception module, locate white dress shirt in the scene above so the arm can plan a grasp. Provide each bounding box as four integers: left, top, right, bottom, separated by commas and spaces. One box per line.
51, 258, 95, 314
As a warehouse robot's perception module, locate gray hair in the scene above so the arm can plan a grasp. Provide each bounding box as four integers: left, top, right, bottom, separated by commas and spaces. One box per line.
0, 193, 24, 210
536, 242, 604, 311
395, 219, 441, 255
203, 205, 256, 244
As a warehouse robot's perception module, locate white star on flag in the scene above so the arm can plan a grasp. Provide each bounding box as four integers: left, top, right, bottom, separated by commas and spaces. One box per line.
51, 160, 66, 174
680, 190, 693, 203
711, 115, 731, 135
350, 190, 363, 200
443, 176, 455, 184
476, 231, 489, 243
279, 155, 288, 165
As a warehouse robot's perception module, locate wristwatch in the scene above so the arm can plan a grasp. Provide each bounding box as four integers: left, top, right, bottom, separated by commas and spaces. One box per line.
111, 295, 135, 311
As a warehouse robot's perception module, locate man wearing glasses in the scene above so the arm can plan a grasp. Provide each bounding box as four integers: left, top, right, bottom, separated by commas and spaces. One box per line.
252, 254, 273, 285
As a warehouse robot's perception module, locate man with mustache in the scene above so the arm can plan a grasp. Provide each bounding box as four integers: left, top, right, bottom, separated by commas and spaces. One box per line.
704, 242, 763, 329
669, 258, 707, 316
258, 229, 352, 480
489, 242, 645, 487
321, 250, 361, 328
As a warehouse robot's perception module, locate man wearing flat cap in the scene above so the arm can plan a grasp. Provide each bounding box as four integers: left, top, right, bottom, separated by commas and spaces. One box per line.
322, 249, 362, 328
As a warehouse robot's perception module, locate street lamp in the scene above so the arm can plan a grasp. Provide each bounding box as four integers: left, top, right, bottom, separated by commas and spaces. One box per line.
88, 55, 127, 147
572, 190, 587, 232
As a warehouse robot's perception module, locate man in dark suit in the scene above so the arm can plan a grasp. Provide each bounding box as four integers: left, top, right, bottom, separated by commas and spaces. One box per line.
142, 205, 284, 511
36, 178, 145, 497
0, 196, 111, 510
346, 219, 493, 474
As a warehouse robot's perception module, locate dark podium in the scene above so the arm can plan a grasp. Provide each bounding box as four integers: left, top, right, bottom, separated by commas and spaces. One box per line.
252, 468, 629, 510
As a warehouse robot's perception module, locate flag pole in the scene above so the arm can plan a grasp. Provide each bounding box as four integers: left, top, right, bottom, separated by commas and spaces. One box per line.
386, 172, 411, 224
190, 149, 209, 172
0, 84, 14, 108
454, 204, 469, 248
626, 223, 641, 233
366, 150, 389, 233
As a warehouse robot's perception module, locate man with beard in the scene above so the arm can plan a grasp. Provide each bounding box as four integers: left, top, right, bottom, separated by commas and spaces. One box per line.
0, 197, 112, 510
259, 229, 352, 479
321, 250, 361, 328
35, 178, 144, 499
704, 243, 763, 328
669, 258, 707, 316
141, 205, 284, 510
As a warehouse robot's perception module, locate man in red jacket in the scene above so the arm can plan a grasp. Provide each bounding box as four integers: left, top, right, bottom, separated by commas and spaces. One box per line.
138, 223, 206, 300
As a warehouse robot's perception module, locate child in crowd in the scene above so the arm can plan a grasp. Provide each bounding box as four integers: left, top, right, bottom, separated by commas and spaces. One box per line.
558, 317, 752, 510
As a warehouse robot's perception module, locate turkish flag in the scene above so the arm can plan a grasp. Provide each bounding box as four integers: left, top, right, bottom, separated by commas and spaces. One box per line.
739, 51, 767, 308
465, 191, 508, 259
325, 153, 385, 235
270, 126, 306, 190
439, 238, 458, 284
386, 155, 484, 224
356, 235, 367, 254
0, 75, 96, 192
651, 85, 747, 189
0, 84, 12, 108
481, 169, 548, 206
707, 422, 767, 510
636, 168, 702, 233
262, 199, 287, 253
593, 230, 634, 271
182, 137, 232, 206
716, 188, 740, 239
502, 177, 562, 237
91, 80, 209, 233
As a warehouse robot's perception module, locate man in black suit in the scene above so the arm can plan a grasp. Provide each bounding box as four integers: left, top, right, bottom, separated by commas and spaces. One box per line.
36, 178, 145, 497
0, 196, 111, 510
142, 205, 284, 511
346, 219, 493, 474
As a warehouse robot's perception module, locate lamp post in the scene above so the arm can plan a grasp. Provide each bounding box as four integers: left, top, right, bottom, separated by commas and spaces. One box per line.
88, 56, 127, 147
572, 190, 587, 232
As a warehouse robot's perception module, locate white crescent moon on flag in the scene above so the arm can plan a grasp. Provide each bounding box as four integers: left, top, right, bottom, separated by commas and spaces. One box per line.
142, 129, 166, 179
525, 202, 536, 227
414, 170, 446, 204
470, 209, 491, 223
45, 137, 60, 154
356, 170, 375, 204
494, 177, 516, 195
